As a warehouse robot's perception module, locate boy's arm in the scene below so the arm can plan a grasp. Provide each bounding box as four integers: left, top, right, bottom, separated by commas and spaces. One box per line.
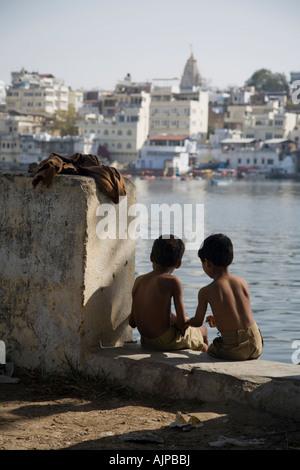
188, 287, 208, 327
129, 309, 136, 328
172, 277, 189, 330
128, 278, 138, 328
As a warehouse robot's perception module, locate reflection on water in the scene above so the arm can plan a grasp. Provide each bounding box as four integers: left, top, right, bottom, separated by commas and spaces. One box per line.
131, 177, 300, 364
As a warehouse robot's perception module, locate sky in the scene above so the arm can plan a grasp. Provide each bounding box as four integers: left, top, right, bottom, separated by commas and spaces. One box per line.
0, 0, 299, 91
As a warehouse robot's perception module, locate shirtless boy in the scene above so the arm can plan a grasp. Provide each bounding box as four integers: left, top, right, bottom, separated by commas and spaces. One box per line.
188, 233, 263, 360
129, 235, 208, 352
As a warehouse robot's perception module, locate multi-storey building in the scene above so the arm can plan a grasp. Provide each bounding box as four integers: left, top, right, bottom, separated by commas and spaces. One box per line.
19, 132, 99, 167
224, 104, 252, 130
68, 88, 84, 112
243, 100, 297, 140
77, 75, 151, 164
5, 68, 69, 116
0, 113, 44, 168
149, 54, 209, 141
149, 85, 208, 140
136, 134, 193, 175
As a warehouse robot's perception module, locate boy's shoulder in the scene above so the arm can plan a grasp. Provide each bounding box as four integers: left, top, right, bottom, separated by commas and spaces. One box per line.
198, 282, 213, 297
156, 272, 182, 286
229, 273, 248, 287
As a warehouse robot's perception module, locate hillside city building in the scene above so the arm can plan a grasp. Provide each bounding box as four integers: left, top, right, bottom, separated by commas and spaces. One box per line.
1, 55, 300, 175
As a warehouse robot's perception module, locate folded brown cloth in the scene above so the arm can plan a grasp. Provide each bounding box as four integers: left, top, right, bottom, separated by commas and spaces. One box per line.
32, 153, 126, 204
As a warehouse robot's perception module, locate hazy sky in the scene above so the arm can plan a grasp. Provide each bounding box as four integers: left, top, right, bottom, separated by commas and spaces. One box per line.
1, 0, 299, 91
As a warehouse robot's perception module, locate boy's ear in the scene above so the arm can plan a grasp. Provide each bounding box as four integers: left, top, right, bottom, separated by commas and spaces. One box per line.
175, 260, 182, 269
150, 253, 153, 262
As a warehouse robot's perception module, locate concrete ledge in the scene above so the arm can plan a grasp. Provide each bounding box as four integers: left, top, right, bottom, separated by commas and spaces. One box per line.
0, 173, 135, 370
86, 344, 300, 421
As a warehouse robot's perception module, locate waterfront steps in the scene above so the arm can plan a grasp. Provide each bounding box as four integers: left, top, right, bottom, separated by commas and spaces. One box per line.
87, 343, 300, 421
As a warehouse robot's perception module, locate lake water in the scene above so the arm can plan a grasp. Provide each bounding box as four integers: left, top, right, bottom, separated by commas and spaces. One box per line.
130, 176, 300, 365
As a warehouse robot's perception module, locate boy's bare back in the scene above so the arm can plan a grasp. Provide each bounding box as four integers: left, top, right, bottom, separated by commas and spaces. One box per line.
200, 272, 254, 332
129, 270, 186, 339
188, 234, 255, 334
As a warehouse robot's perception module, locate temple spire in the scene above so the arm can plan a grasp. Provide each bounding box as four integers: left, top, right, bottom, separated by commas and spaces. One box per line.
180, 49, 202, 90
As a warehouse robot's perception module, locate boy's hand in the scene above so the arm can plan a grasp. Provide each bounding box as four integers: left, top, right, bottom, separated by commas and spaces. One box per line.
170, 312, 177, 325
206, 315, 216, 328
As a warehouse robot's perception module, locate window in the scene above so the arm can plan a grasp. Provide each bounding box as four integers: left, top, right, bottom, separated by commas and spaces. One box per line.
117, 130, 123, 135
104, 130, 109, 135
127, 130, 132, 136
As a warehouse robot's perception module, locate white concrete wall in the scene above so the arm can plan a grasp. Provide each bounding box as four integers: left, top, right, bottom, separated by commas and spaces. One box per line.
0, 173, 135, 370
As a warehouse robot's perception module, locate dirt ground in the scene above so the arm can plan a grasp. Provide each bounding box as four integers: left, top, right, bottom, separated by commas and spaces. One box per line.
0, 367, 299, 452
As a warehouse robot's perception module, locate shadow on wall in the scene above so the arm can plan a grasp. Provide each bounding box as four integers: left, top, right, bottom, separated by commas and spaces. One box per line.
81, 237, 135, 351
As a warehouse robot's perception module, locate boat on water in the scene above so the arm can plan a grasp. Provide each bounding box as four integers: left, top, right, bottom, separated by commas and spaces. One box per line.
210, 178, 233, 186
209, 168, 236, 186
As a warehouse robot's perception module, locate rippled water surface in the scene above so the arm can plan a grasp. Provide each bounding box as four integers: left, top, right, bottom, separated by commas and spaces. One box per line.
131, 177, 300, 364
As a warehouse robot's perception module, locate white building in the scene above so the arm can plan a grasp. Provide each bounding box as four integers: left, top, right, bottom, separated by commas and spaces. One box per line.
243, 100, 297, 140
19, 132, 99, 166
68, 88, 84, 113
225, 104, 252, 130
209, 128, 242, 147
218, 137, 298, 173
149, 53, 209, 141
0, 80, 6, 106
0, 113, 45, 168
229, 86, 254, 105
149, 85, 209, 141
288, 114, 300, 149
77, 82, 151, 164
136, 134, 193, 175
5, 69, 69, 116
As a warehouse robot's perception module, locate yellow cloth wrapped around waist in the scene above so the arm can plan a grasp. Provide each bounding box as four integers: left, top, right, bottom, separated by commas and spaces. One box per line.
208, 322, 263, 361
141, 324, 204, 352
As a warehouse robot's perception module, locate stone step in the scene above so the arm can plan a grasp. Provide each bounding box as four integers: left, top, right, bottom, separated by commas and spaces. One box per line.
87, 344, 300, 421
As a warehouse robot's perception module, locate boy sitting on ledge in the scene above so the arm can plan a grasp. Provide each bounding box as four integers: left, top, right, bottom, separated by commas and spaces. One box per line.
129, 235, 208, 352
188, 233, 263, 361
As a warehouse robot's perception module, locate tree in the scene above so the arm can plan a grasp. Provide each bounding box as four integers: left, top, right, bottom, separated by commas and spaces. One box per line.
52, 105, 78, 137
245, 69, 289, 92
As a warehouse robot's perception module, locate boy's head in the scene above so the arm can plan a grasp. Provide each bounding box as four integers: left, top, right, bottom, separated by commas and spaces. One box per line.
198, 233, 233, 267
151, 235, 185, 267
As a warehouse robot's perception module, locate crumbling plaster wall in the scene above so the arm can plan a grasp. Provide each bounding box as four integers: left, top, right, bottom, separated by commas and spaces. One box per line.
0, 173, 135, 370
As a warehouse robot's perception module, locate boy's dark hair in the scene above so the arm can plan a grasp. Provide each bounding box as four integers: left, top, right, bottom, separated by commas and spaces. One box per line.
151, 235, 185, 267
198, 233, 233, 266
